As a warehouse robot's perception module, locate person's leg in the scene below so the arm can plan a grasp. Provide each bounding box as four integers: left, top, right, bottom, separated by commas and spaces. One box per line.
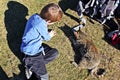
42, 43, 58, 64
24, 54, 49, 80
38, 73, 49, 80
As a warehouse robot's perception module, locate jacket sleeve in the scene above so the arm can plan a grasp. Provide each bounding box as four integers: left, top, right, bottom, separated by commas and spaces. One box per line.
36, 22, 51, 41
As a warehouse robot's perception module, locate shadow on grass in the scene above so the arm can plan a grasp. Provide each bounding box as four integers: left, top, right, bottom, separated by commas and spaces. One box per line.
58, 0, 80, 23
59, 24, 82, 64
0, 66, 9, 80
4, 1, 28, 80
58, 0, 79, 12
0, 64, 26, 80
9, 64, 27, 80
4, 1, 28, 62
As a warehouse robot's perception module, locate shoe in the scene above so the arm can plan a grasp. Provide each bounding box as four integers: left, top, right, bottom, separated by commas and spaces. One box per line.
25, 67, 33, 79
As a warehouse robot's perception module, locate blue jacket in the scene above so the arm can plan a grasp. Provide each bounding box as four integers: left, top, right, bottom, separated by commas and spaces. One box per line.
21, 14, 51, 55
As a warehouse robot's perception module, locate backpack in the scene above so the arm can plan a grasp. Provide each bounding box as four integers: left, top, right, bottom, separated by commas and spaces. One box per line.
107, 30, 120, 45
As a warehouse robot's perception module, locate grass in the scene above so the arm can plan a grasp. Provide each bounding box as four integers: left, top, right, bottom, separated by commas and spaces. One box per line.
0, 0, 120, 80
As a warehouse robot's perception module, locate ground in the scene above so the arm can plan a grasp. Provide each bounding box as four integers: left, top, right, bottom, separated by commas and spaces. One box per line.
0, 0, 120, 80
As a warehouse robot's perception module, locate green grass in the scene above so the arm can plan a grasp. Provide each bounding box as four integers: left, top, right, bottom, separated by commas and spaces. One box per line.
0, 0, 120, 80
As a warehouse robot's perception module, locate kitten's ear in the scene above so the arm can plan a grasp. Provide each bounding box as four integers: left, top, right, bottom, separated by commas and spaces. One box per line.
74, 31, 79, 39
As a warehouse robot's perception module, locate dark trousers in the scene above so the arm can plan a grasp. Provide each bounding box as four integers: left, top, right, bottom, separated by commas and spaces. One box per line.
24, 43, 58, 79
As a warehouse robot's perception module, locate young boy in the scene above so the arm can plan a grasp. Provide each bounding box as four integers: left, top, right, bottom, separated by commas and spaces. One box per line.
20, 3, 63, 80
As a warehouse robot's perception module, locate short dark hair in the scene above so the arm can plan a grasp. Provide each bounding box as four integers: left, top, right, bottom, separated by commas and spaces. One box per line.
40, 3, 63, 22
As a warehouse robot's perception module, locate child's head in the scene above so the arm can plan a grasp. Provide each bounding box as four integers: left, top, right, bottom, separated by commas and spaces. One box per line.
40, 3, 63, 23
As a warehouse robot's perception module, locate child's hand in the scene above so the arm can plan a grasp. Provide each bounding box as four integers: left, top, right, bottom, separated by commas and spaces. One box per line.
49, 30, 56, 38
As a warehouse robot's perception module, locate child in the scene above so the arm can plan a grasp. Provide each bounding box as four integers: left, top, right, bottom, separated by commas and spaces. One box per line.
20, 3, 63, 80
